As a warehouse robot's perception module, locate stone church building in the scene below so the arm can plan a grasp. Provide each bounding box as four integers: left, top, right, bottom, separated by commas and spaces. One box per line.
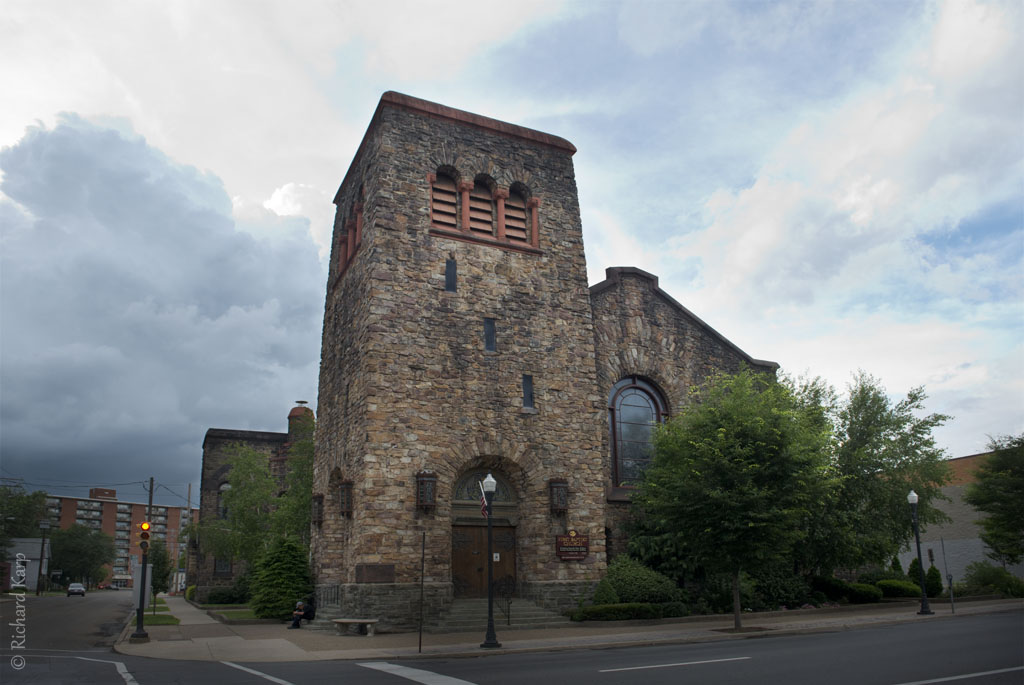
310, 92, 776, 630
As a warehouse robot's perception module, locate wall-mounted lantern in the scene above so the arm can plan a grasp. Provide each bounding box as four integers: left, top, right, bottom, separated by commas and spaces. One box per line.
338, 481, 353, 518
416, 471, 438, 513
549, 478, 569, 515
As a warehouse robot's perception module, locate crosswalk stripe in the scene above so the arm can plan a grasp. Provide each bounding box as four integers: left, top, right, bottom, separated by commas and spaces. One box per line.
358, 661, 479, 685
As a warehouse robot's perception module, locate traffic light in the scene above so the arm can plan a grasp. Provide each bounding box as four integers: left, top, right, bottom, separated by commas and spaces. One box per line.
138, 521, 151, 553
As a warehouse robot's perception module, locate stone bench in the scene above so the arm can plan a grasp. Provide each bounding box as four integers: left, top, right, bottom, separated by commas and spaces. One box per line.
332, 618, 379, 636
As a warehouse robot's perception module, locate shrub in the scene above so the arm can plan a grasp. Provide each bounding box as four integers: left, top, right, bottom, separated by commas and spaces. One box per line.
925, 566, 943, 598
208, 587, 244, 604
185, 585, 196, 601
750, 566, 811, 610
250, 537, 313, 620
604, 556, 680, 604
846, 583, 883, 603
960, 561, 1024, 598
907, 557, 923, 588
661, 601, 688, 618
592, 578, 619, 605
857, 568, 909, 586
570, 603, 663, 621
890, 556, 903, 575
697, 572, 756, 613
810, 576, 854, 602
876, 580, 922, 598
231, 572, 252, 603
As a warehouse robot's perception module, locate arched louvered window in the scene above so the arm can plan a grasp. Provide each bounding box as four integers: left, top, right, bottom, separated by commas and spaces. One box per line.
431, 173, 458, 230
608, 376, 667, 487
469, 182, 494, 236
505, 190, 528, 243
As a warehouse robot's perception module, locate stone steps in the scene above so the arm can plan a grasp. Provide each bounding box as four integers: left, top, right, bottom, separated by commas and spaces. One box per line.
427, 598, 570, 633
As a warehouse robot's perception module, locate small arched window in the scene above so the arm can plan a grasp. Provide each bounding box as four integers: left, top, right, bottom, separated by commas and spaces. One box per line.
609, 376, 667, 487
505, 189, 528, 243
217, 483, 231, 519
468, 181, 494, 236
431, 173, 458, 230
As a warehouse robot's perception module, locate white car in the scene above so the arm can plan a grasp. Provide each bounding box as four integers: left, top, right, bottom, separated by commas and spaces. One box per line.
67, 583, 86, 597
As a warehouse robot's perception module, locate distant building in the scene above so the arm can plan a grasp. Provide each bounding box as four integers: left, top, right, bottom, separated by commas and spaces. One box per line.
44, 488, 197, 588
899, 452, 1024, 582
191, 404, 314, 601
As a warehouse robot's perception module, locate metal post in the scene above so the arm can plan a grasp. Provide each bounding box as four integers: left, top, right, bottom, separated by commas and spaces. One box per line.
34, 522, 50, 596
480, 488, 501, 649
940, 537, 955, 614
132, 477, 154, 640
910, 499, 933, 615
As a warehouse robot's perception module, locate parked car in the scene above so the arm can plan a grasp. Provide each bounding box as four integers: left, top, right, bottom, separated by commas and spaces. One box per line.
67, 583, 86, 597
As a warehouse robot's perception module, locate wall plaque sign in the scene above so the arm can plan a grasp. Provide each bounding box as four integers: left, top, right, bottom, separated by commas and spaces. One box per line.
555, 529, 589, 561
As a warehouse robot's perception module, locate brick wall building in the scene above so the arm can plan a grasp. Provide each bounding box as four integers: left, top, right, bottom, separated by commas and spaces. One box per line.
311, 92, 776, 630
43, 488, 196, 588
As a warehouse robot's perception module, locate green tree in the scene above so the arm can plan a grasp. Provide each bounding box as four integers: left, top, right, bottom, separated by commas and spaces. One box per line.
795, 373, 951, 574
270, 412, 315, 545
964, 434, 1024, 566
198, 444, 276, 566
50, 525, 115, 586
250, 537, 312, 620
0, 485, 47, 552
149, 538, 172, 596
631, 369, 826, 629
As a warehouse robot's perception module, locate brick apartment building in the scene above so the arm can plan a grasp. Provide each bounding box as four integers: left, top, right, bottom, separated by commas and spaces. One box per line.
44, 487, 197, 588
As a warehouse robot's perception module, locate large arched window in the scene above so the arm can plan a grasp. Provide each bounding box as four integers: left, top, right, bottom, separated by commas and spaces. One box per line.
609, 376, 667, 486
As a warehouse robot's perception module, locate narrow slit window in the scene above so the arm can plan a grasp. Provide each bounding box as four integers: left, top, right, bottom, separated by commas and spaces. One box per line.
484, 318, 496, 351
445, 259, 457, 292
522, 374, 534, 408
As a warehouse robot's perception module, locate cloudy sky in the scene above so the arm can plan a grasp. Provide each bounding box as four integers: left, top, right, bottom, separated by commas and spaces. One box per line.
1, 0, 1021, 507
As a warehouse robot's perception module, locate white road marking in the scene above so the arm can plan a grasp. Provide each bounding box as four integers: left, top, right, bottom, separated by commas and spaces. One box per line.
358, 661, 479, 684
599, 656, 752, 672
75, 657, 139, 684
221, 661, 296, 684
890, 666, 1024, 685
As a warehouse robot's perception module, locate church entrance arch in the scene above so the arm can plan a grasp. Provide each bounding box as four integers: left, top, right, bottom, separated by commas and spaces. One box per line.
451, 469, 518, 598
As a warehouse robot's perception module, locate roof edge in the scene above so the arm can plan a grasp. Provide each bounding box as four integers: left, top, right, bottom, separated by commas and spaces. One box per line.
590, 266, 780, 371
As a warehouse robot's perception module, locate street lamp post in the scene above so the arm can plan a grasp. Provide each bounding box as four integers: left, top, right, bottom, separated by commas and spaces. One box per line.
907, 490, 934, 616
480, 473, 501, 649
35, 521, 50, 596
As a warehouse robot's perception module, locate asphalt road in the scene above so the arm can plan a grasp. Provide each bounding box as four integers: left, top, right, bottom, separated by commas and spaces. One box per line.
0, 597, 1020, 685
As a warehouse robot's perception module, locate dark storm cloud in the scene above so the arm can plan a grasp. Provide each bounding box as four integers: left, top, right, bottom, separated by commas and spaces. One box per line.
0, 115, 325, 505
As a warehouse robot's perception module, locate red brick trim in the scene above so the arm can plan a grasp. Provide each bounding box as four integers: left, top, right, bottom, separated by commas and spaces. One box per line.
527, 197, 541, 248
457, 181, 473, 232
494, 188, 509, 241
429, 227, 543, 256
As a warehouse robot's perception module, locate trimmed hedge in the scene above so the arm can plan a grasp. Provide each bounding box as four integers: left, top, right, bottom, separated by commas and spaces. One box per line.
592, 578, 619, 605
604, 556, 681, 604
876, 580, 922, 597
185, 585, 196, 601
570, 603, 663, 621
847, 583, 883, 603
810, 576, 854, 601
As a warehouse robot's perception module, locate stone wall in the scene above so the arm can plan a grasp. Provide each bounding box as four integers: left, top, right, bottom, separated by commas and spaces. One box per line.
590, 266, 778, 554
312, 93, 609, 624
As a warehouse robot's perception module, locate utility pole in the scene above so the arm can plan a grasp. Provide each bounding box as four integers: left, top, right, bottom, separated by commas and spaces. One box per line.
131, 477, 154, 642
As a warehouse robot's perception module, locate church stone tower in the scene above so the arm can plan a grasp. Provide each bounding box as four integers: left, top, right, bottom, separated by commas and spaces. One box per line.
312, 92, 607, 629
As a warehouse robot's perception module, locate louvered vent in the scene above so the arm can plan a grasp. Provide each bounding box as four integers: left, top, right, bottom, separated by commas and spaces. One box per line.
505, 191, 528, 242
469, 182, 493, 236
431, 174, 458, 229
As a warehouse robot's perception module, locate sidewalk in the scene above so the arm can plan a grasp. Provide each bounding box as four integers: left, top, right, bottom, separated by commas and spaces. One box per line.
113, 596, 1023, 663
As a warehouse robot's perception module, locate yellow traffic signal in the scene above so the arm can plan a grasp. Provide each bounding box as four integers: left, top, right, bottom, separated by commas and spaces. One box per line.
138, 521, 151, 552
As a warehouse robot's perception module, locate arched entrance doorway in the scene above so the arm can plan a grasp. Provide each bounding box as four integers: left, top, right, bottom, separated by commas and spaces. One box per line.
451, 469, 518, 598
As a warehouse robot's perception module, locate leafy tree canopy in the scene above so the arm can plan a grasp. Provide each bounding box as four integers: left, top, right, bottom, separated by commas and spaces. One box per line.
0, 485, 47, 552
630, 368, 827, 628
964, 433, 1024, 565
148, 538, 173, 596
50, 524, 115, 585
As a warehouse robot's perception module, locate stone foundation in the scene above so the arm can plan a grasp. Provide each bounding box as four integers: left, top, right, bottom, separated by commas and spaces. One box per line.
315, 582, 453, 633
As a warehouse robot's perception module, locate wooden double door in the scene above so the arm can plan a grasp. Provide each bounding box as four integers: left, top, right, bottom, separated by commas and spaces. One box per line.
452, 525, 516, 598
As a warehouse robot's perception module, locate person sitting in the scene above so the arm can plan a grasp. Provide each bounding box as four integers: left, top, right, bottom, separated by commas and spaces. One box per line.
289, 601, 314, 629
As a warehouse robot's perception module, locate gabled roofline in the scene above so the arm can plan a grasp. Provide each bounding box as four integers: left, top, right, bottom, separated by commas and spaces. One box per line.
334, 91, 576, 204
590, 266, 779, 371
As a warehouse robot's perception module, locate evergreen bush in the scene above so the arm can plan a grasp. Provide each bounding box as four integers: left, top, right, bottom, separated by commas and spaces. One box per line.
846, 582, 883, 603
876, 579, 922, 597
925, 566, 943, 598
592, 578, 619, 605
907, 557, 924, 587
810, 576, 854, 602
604, 556, 680, 604
250, 537, 313, 620
959, 561, 1024, 597
890, 557, 903, 575
661, 601, 688, 618
185, 585, 196, 601
570, 603, 663, 621
857, 567, 908, 586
